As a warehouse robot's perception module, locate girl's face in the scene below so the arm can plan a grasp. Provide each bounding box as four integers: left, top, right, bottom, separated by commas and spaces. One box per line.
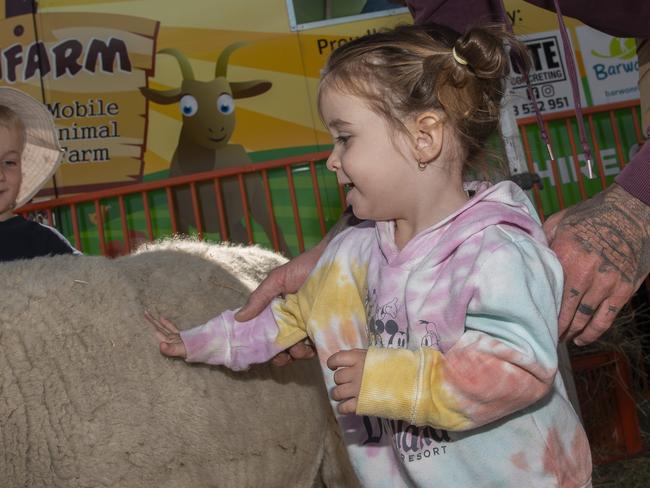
321, 88, 419, 222
0, 125, 23, 221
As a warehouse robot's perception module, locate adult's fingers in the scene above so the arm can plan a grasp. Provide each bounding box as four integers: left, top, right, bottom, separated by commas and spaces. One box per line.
562, 281, 612, 343
236, 242, 326, 323
271, 351, 292, 366
557, 281, 586, 338
270, 341, 315, 366
287, 341, 316, 360
572, 303, 617, 347
235, 268, 286, 322
572, 289, 632, 346
550, 233, 594, 335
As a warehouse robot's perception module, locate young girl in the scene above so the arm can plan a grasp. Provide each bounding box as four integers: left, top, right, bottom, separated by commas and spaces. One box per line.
0, 87, 78, 262
148, 24, 592, 487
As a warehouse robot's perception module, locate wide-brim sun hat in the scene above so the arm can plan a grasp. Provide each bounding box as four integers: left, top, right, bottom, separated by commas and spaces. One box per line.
0, 87, 63, 207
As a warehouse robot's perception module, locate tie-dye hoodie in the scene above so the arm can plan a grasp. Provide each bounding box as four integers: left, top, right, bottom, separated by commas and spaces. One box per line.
181, 181, 592, 487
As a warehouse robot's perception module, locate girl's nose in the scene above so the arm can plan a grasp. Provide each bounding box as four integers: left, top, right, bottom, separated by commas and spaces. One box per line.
326, 151, 340, 172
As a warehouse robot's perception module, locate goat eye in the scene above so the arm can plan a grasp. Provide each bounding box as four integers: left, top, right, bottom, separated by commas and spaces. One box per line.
217, 94, 234, 115
180, 95, 198, 117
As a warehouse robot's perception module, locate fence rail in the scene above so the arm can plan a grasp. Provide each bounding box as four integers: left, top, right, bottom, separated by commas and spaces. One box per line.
19, 150, 341, 257
516, 99, 640, 219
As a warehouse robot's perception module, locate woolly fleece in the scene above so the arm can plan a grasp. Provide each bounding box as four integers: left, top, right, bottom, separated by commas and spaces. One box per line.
0, 239, 359, 488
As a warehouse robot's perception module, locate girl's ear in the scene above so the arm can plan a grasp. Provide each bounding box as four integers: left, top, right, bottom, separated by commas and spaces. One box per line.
413, 112, 443, 164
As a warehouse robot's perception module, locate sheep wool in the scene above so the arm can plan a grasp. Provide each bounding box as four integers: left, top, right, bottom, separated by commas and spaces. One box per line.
0, 238, 359, 488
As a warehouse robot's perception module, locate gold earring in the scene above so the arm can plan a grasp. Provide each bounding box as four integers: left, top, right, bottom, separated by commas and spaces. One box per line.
417, 160, 427, 171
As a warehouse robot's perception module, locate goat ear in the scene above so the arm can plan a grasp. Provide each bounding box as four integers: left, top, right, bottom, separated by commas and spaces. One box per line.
230, 80, 271, 99
139, 87, 184, 105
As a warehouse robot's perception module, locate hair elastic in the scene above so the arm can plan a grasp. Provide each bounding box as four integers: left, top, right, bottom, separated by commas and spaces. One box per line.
451, 46, 468, 66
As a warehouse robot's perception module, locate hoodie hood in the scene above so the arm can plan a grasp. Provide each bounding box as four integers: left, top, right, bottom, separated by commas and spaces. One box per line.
375, 180, 547, 268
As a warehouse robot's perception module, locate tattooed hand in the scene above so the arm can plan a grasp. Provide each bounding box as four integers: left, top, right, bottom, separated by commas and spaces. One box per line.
544, 183, 650, 345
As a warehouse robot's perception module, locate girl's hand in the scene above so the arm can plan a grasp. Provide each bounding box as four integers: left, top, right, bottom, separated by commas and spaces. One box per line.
144, 310, 187, 359
327, 349, 367, 414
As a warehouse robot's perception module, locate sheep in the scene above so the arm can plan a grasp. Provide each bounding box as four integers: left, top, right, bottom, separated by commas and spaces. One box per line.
141, 46, 291, 256
0, 239, 358, 488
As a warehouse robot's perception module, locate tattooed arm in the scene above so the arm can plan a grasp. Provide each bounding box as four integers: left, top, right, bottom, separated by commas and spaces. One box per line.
543, 183, 650, 345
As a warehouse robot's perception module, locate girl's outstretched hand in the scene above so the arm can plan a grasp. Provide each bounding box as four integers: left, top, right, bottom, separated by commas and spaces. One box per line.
144, 310, 187, 359
327, 349, 367, 415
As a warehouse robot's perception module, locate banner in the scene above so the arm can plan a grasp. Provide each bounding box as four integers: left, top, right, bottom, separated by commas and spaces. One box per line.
508, 30, 585, 118
576, 26, 640, 106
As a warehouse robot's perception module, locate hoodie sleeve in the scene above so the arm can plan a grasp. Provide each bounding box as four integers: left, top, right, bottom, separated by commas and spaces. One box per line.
357, 237, 562, 431
179, 226, 373, 371
180, 280, 318, 371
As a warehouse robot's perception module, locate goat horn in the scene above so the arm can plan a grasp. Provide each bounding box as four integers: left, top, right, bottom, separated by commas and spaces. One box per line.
215, 41, 250, 78
158, 48, 195, 80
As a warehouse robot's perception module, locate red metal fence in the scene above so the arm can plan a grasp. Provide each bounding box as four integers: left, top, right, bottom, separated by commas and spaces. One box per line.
19, 150, 338, 256
517, 99, 642, 220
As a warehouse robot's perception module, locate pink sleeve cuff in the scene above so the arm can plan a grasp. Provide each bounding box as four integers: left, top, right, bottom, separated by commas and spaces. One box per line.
180, 311, 233, 366
180, 307, 282, 371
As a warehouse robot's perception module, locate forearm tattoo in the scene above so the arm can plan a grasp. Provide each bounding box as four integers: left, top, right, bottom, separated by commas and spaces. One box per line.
559, 183, 650, 284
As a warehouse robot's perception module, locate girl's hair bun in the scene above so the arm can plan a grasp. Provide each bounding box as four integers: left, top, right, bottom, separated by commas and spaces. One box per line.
452, 25, 516, 80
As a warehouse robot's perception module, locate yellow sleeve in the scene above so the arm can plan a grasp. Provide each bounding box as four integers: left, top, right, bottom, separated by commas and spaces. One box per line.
269, 253, 342, 350
270, 292, 312, 351
356, 347, 471, 430
272, 251, 370, 355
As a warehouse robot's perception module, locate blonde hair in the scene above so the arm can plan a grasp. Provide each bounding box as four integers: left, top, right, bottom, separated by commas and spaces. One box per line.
0, 104, 26, 148
318, 23, 529, 175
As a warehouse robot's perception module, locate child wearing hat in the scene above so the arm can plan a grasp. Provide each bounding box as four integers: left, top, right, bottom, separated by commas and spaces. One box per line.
0, 87, 79, 262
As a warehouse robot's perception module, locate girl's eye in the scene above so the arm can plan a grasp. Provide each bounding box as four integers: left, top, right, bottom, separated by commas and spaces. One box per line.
2, 160, 17, 166
335, 135, 350, 145
179, 95, 198, 117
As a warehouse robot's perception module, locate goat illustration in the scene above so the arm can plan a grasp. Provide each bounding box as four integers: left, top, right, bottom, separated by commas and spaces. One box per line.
141, 43, 290, 255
